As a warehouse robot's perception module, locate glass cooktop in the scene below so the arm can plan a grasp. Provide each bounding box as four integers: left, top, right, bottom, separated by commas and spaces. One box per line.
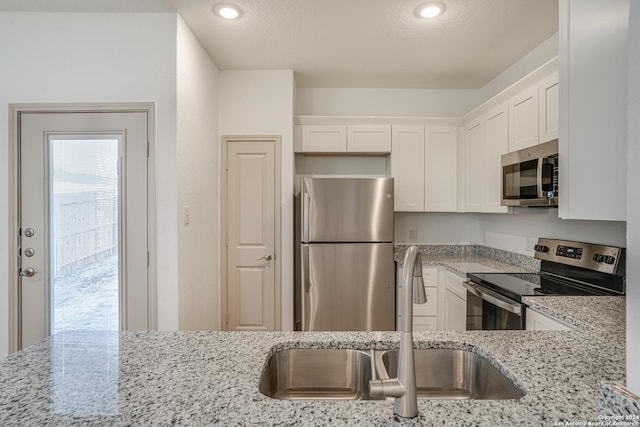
465, 272, 614, 303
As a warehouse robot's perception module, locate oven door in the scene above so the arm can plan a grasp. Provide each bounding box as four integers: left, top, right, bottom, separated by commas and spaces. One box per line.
464, 280, 524, 330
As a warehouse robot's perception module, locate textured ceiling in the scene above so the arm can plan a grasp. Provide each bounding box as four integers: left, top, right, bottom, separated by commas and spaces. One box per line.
0, 0, 559, 89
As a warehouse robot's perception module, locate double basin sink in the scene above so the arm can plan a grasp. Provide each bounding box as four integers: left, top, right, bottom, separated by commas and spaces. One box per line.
259, 348, 525, 401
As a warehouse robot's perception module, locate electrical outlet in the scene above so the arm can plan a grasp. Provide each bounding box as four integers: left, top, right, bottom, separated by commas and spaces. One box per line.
409, 229, 418, 242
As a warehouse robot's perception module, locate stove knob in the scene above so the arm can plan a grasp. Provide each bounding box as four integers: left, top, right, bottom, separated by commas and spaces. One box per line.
604, 256, 616, 265
592, 254, 604, 263
536, 245, 549, 253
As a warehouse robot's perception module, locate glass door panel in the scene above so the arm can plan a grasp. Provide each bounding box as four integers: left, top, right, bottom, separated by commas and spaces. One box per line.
49, 137, 120, 332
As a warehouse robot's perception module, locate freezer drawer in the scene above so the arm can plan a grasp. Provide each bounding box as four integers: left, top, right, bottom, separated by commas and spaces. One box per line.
300, 177, 394, 242
299, 243, 395, 331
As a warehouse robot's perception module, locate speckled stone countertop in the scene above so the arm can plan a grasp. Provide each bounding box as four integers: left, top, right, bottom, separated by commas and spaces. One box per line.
523, 296, 625, 332
0, 306, 626, 427
394, 244, 539, 276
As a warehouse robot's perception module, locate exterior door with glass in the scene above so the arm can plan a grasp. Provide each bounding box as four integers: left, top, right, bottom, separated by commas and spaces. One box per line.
18, 111, 150, 349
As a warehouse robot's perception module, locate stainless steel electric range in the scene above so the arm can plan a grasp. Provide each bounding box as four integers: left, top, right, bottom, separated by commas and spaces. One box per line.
464, 238, 626, 330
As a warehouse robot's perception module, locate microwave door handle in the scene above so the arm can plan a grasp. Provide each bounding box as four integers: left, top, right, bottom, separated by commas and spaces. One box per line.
463, 281, 522, 315
537, 159, 544, 198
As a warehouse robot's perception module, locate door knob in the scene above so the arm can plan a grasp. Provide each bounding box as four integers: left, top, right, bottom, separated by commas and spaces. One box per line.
19, 267, 35, 277
257, 254, 273, 261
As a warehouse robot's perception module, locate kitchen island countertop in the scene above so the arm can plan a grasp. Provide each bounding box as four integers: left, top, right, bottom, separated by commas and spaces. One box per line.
0, 295, 625, 426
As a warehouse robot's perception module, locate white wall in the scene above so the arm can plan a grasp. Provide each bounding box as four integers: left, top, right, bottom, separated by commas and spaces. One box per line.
394, 213, 481, 244
176, 16, 220, 330
626, 0, 640, 395
295, 34, 559, 118
0, 12, 180, 356
218, 70, 295, 330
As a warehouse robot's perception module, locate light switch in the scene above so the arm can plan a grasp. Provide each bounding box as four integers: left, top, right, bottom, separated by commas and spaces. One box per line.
409, 229, 418, 242
184, 206, 190, 225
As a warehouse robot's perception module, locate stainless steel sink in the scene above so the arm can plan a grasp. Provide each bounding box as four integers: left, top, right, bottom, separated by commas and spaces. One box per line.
259, 349, 378, 400
376, 348, 525, 400
259, 347, 525, 401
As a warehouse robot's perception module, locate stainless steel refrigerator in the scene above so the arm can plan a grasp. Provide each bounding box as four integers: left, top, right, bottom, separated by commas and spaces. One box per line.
294, 177, 395, 331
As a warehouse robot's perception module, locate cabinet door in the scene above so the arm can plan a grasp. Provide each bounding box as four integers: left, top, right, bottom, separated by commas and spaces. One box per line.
539, 72, 559, 143
485, 104, 510, 212
443, 289, 466, 331
525, 308, 576, 331
391, 125, 425, 211
299, 125, 347, 152
559, 0, 627, 221
464, 119, 486, 211
509, 84, 539, 152
425, 127, 458, 212
347, 124, 391, 153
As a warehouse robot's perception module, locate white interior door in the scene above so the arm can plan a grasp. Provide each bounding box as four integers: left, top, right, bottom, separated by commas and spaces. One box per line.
226, 139, 277, 331
19, 111, 150, 349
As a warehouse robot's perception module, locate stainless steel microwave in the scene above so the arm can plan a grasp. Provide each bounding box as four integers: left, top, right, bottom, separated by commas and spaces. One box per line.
501, 139, 558, 207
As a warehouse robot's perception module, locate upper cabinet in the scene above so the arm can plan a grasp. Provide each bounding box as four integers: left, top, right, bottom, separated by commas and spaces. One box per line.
509, 83, 539, 152
391, 125, 425, 211
297, 125, 347, 152
295, 124, 391, 153
392, 125, 459, 212
539, 71, 560, 143
559, 0, 628, 221
464, 103, 509, 213
507, 71, 559, 152
425, 127, 458, 212
347, 125, 391, 152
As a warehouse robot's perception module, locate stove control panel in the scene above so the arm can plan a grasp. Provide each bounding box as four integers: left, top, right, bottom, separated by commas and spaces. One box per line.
556, 245, 583, 259
535, 238, 624, 275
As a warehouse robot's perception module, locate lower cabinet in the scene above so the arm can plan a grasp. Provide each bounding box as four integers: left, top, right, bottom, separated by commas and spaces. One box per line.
525, 308, 577, 331
396, 265, 467, 332
440, 270, 467, 331
396, 266, 438, 331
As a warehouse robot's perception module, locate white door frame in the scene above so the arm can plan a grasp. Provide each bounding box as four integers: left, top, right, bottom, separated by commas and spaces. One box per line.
8, 103, 157, 353
220, 135, 282, 331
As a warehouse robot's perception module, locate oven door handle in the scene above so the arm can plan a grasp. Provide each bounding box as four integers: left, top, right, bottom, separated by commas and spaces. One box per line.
463, 280, 522, 315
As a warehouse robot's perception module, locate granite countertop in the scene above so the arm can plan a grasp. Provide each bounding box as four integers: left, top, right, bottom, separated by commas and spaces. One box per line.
0, 247, 627, 425
0, 305, 625, 426
393, 244, 539, 276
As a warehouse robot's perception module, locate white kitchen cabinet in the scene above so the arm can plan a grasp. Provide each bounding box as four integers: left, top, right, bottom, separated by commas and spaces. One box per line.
295, 124, 391, 153
440, 270, 467, 331
538, 71, 559, 143
425, 127, 458, 211
391, 125, 425, 211
464, 103, 509, 213
558, 0, 628, 221
396, 266, 438, 331
509, 83, 539, 152
392, 125, 459, 213
347, 124, 391, 152
296, 124, 347, 152
526, 308, 577, 331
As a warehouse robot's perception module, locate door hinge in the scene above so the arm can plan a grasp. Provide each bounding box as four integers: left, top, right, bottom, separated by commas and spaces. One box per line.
225, 234, 228, 248
147, 141, 150, 158
225, 312, 229, 329
147, 251, 150, 267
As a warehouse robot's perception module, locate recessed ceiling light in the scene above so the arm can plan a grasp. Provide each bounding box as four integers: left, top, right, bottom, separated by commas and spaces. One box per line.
416, 2, 446, 19
214, 4, 241, 20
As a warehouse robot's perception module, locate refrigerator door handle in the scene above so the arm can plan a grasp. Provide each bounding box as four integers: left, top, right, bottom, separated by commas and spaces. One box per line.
302, 245, 310, 293
303, 192, 310, 242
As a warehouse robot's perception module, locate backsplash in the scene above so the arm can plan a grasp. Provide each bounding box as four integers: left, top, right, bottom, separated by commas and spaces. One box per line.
394, 244, 541, 272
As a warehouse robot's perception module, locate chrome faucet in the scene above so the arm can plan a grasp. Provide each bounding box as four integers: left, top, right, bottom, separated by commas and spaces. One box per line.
369, 246, 426, 418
